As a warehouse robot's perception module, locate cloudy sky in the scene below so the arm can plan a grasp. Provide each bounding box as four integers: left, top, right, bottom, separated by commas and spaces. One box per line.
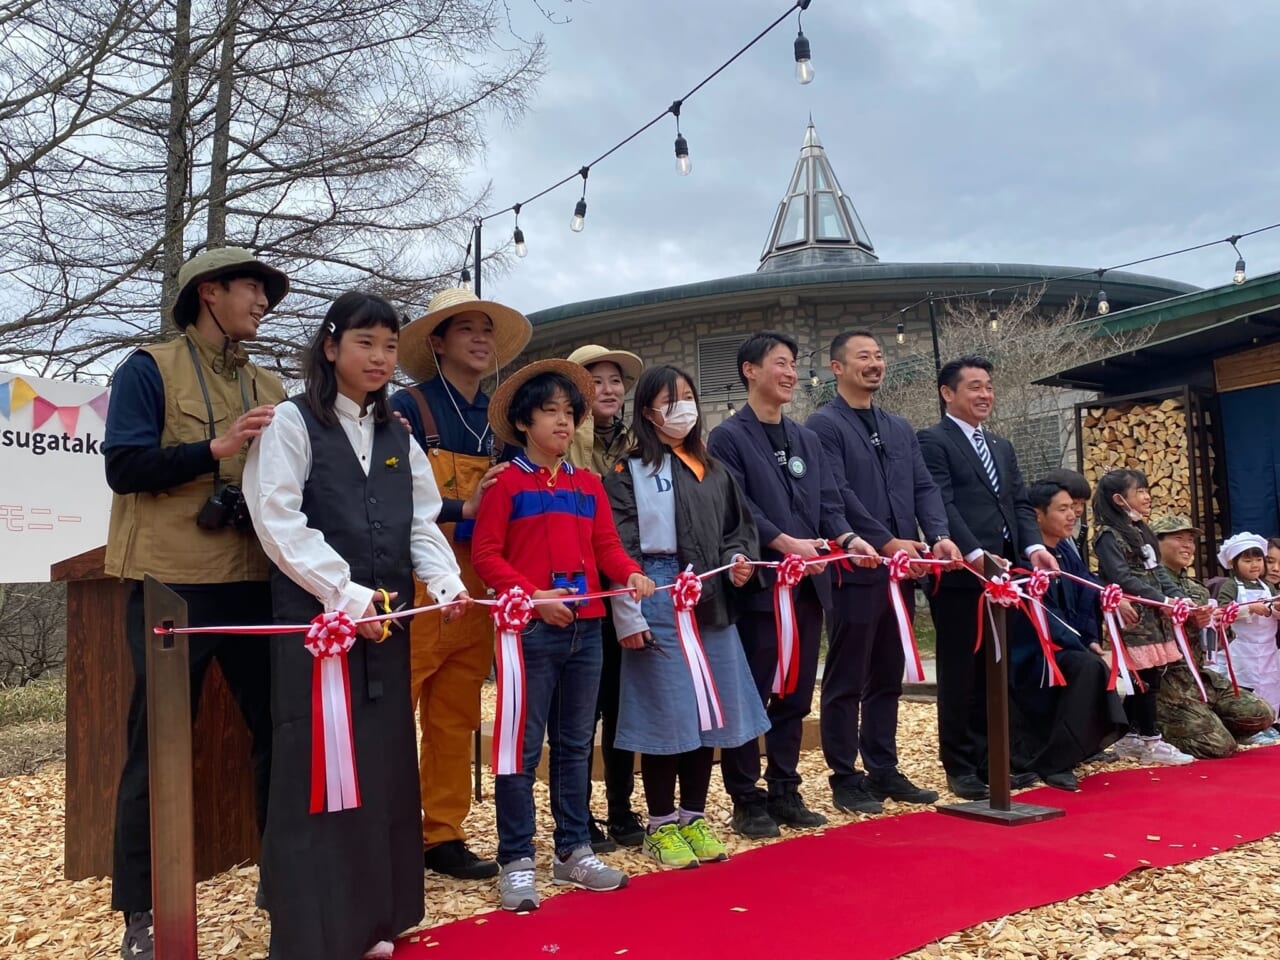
464, 0, 1279, 314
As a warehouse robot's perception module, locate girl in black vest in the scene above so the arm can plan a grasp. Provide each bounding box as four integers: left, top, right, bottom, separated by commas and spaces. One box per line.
244, 292, 469, 960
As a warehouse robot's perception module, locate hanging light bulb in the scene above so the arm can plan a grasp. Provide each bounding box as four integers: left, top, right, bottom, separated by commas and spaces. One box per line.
809, 368, 819, 387
724, 384, 736, 414
675, 133, 691, 176
570, 198, 587, 233
1096, 289, 1110, 315
460, 265, 471, 285
513, 227, 527, 258
988, 307, 999, 332
1234, 257, 1246, 284
896, 321, 906, 345
794, 29, 813, 84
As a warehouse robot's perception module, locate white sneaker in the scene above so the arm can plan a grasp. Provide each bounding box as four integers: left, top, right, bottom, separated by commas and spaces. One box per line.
1243, 727, 1280, 746
1140, 736, 1194, 766
1112, 733, 1145, 760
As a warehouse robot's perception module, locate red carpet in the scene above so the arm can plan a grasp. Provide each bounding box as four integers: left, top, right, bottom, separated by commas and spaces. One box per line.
397, 749, 1280, 960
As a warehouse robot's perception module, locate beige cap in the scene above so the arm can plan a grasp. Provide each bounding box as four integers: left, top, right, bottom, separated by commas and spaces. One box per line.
170, 247, 289, 328
566, 344, 644, 386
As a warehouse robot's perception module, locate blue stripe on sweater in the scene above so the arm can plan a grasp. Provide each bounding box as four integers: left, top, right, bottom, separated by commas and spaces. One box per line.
509, 489, 597, 522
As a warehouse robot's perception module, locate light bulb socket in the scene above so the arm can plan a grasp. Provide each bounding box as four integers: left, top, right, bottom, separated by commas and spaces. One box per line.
570, 198, 587, 232
674, 134, 691, 175
460, 267, 471, 285
794, 30, 811, 64
895, 321, 906, 344
1096, 290, 1110, 315
1234, 257, 1246, 284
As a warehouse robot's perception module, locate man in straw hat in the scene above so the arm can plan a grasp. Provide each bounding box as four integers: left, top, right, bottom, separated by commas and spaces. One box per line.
564, 344, 647, 851
1152, 516, 1276, 756
472, 358, 654, 911
390, 287, 532, 880
103, 246, 289, 959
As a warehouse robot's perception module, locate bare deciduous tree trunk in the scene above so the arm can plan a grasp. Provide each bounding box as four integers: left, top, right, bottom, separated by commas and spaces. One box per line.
161, 0, 194, 331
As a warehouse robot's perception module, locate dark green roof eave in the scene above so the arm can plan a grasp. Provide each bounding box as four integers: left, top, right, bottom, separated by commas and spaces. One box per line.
1094, 270, 1280, 334
526, 262, 1198, 327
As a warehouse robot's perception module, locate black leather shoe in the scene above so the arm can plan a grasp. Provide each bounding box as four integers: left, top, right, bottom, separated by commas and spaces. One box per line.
607, 810, 646, 847
1010, 771, 1040, 789
867, 769, 939, 805
766, 792, 828, 828
946, 774, 989, 800
1042, 770, 1079, 792
424, 840, 499, 880
730, 800, 781, 839
832, 781, 884, 814
588, 818, 618, 854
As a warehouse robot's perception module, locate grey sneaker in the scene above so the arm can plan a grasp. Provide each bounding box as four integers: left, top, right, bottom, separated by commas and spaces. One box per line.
498, 858, 539, 912
552, 845, 629, 892
121, 910, 154, 959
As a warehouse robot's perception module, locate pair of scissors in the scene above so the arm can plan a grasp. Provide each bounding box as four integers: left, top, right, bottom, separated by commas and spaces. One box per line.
640, 633, 671, 659
376, 588, 408, 642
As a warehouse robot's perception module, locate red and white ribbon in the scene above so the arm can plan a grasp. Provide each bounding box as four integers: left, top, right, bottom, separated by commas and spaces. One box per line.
305, 611, 361, 815
1099, 584, 1143, 696
491, 588, 535, 775
975, 574, 1020, 662
671, 568, 725, 731
1212, 600, 1242, 697
772, 554, 807, 697
1168, 598, 1207, 702
886, 550, 926, 683
1022, 570, 1065, 688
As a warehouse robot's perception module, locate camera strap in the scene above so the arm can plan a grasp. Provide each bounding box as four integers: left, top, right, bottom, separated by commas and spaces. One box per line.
185, 336, 251, 491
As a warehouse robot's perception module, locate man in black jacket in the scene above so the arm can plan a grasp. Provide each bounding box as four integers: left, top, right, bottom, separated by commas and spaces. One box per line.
917, 356, 1058, 801
808, 331, 962, 813
707, 330, 878, 839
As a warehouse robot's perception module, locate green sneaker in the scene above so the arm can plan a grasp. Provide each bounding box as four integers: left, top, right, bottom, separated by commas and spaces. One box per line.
680, 817, 729, 863
642, 823, 699, 869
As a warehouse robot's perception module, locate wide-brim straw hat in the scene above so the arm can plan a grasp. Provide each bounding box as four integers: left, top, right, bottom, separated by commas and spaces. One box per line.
566, 344, 644, 386
170, 246, 289, 328
488, 359, 596, 448
399, 287, 532, 382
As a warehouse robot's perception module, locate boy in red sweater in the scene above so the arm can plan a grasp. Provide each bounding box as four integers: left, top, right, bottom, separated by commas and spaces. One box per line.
472, 358, 654, 912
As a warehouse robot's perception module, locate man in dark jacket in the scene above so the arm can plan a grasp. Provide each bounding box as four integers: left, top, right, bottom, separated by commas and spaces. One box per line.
707, 330, 878, 839
808, 331, 962, 814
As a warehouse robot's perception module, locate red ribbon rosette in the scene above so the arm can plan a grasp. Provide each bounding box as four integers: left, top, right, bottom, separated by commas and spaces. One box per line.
1212, 601, 1242, 697
672, 569, 703, 611
306, 610, 361, 814
771, 554, 807, 697
973, 574, 1020, 662
886, 550, 926, 683
670, 568, 724, 731
491, 588, 535, 774
1098, 584, 1143, 695
1019, 570, 1064, 687
1026, 570, 1051, 601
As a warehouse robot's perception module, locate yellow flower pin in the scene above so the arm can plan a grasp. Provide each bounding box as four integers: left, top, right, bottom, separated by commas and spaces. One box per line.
384, 456, 400, 469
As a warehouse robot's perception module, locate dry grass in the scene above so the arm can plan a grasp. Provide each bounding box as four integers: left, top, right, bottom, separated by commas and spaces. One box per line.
2, 697, 1278, 958
0, 675, 66, 728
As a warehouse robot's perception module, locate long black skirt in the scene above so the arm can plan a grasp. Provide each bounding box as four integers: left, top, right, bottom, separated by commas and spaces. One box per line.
1011, 649, 1128, 777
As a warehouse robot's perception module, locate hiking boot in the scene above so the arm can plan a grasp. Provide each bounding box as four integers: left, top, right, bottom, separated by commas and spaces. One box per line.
680, 817, 729, 863
121, 910, 154, 960
1140, 736, 1194, 766
831, 781, 883, 814
766, 792, 828, 829
1112, 732, 1145, 760
424, 839, 499, 880
731, 800, 780, 839
498, 858, 539, 912
607, 810, 646, 847
642, 823, 699, 869
553, 846, 629, 891
589, 818, 618, 854
866, 769, 938, 805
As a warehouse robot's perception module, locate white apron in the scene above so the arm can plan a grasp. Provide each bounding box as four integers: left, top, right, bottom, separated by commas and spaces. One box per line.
1225, 579, 1280, 713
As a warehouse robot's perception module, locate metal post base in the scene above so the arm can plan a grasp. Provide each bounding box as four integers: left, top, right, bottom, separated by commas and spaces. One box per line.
937, 799, 1065, 826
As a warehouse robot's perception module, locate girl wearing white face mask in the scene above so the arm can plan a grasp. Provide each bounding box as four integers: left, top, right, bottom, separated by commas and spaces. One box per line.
604, 365, 769, 869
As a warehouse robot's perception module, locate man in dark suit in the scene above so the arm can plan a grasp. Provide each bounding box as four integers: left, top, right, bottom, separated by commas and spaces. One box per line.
708, 330, 878, 839
917, 355, 1058, 800
808, 331, 963, 814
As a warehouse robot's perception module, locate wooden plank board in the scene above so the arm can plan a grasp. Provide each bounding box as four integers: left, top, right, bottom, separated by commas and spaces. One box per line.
1214, 342, 1280, 392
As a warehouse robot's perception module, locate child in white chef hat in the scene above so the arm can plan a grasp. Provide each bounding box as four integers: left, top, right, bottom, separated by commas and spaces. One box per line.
1214, 532, 1280, 719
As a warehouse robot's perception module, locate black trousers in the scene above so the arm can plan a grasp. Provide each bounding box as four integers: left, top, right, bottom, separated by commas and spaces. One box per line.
928, 585, 990, 779
822, 578, 910, 788
587, 607, 635, 819
721, 591, 824, 804
111, 581, 273, 913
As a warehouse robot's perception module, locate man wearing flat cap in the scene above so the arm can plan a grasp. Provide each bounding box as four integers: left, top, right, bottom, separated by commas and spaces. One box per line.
103, 246, 289, 959
390, 288, 532, 880
1152, 515, 1276, 757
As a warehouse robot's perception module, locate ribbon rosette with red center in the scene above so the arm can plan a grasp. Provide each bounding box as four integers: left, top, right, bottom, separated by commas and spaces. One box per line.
1168, 597, 1207, 702
305, 610, 361, 814
1212, 601, 1242, 697
1022, 570, 1065, 688
886, 551, 926, 683
1099, 583, 1144, 695
974, 573, 1020, 661
491, 588, 535, 775
671, 567, 725, 731
771, 553, 808, 697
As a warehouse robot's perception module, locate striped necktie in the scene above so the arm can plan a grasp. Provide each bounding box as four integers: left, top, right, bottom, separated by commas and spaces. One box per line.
973, 428, 1000, 493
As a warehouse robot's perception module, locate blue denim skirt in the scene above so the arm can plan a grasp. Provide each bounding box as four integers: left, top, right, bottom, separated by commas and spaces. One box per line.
615, 555, 770, 754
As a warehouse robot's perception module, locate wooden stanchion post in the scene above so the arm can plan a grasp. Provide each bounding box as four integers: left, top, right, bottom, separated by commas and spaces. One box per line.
143, 575, 199, 958
938, 557, 1065, 826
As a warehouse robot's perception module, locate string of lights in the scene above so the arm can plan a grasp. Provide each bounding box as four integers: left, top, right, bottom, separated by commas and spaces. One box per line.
458, 0, 815, 283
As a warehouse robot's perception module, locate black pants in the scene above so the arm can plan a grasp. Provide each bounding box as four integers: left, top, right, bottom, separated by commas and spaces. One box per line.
640, 747, 714, 818
721, 593, 824, 804
929, 585, 989, 779
1124, 667, 1164, 736
587, 608, 635, 820
111, 581, 273, 913
1010, 649, 1128, 776
822, 579, 909, 788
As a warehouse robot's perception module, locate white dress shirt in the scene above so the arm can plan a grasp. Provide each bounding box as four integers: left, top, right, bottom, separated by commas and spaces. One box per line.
244, 393, 466, 619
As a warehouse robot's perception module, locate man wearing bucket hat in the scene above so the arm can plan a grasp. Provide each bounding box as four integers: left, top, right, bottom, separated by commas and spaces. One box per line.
103, 246, 289, 959
1151, 516, 1276, 757
564, 344, 647, 851
389, 287, 532, 880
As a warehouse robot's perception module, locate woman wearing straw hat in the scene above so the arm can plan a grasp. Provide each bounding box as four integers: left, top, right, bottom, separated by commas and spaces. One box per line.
389, 287, 532, 880
564, 344, 648, 851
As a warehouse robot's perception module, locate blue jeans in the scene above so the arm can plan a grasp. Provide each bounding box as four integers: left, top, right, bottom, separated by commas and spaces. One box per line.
495, 617, 603, 864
